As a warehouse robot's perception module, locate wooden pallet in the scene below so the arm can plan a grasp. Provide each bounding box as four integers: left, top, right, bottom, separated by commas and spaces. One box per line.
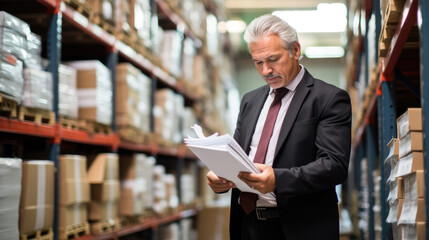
20, 227, 53, 240
121, 215, 142, 226
18, 106, 55, 125
117, 125, 146, 143
59, 116, 79, 129
78, 120, 112, 134
0, 93, 18, 118
384, 0, 405, 24
58, 222, 90, 240
93, 15, 116, 34
116, 30, 138, 49
90, 218, 121, 235
63, 0, 94, 20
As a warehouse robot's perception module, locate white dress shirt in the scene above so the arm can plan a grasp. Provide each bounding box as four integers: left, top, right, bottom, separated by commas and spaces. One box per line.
248, 65, 305, 207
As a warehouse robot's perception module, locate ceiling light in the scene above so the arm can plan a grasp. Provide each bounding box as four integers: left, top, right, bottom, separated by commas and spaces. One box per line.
304, 46, 345, 58
273, 3, 347, 33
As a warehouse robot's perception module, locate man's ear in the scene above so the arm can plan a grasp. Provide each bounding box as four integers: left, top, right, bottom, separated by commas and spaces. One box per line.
293, 42, 301, 60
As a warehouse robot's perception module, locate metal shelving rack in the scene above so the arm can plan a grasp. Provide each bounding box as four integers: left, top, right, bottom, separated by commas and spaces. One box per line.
349, 0, 428, 239
0, 0, 209, 239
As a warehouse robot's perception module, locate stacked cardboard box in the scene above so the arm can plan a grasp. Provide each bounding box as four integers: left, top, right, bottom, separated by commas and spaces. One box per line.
87, 153, 120, 222
385, 138, 403, 239
181, 173, 196, 206
119, 154, 148, 216
86, 0, 116, 26
164, 174, 179, 210
19, 161, 54, 235
158, 222, 180, 240
153, 165, 167, 214
66, 60, 112, 126
395, 108, 426, 239
159, 30, 183, 77
0, 158, 22, 240
154, 89, 184, 145
197, 206, 230, 240
0, 11, 28, 103
180, 0, 206, 37
59, 64, 78, 119
182, 107, 198, 139
142, 156, 155, 212
115, 63, 151, 133
182, 37, 196, 85
133, 0, 152, 48
22, 68, 53, 110
58, 155, 90, 229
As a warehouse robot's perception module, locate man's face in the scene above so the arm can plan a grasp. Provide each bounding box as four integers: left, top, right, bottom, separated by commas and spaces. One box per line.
249, 34, 301, 89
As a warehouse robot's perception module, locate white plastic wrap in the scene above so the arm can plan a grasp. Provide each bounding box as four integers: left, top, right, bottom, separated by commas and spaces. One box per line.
0, 158, 22, 240
138, 73, 151, 133
59, 64, 78, 118
25, 32, 42, 70
22, 68, 53, 110
0, 52, 23, 103
0, 11, 30, 61
181, 37, 195, 83
160, 30, 183, 77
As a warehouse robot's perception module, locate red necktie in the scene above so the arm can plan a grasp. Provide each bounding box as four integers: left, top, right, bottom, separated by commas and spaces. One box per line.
240, 87, 288, 214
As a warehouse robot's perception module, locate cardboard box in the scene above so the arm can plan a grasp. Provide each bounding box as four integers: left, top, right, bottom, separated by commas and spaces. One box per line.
19, 161, 54, 234
58, 203, 87, 229
197, 206, 230, 240
88, 200, 119, 221
66, 60, 112, 125
400, 222, 426, 240
403, 171, 425, 200
119, 154, 146, 216
387, 198, 404, 223
119, 188, 144, 216
399, 132, 423, 158
90, 179, 120, 202
398, 198, 426, 224
396, 152, 424, 177
88, 153, 119, 183
397, 108, 422, 139
59, 155, 90, 205
60, 180, 90, 205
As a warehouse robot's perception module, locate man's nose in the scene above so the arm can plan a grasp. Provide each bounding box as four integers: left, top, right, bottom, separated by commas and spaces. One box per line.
262, 63, 272, 75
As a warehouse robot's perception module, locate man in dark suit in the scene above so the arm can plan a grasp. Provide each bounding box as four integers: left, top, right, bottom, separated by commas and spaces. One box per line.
207, 14, 351, 240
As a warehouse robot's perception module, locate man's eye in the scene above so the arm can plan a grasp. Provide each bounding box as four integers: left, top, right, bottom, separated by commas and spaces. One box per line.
269, 58, 278, 62
256, 61, 263, 65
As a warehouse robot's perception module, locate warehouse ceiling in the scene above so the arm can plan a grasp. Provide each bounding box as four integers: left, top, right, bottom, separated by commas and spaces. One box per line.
224, 0, 348, 58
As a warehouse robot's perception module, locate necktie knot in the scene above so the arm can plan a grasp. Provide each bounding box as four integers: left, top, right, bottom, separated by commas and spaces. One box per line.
273, 87, 288, 102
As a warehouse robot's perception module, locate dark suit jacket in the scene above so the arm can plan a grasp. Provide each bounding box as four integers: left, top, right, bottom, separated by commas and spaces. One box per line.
230, 69, 351, 240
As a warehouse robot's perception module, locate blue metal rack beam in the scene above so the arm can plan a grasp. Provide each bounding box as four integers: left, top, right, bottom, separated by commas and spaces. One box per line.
47, 9, 62, 240
366, 124, 377, 240
418, 0, 429, 239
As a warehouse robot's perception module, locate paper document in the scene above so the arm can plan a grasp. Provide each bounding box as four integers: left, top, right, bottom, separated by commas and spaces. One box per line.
184, 124, 275, 198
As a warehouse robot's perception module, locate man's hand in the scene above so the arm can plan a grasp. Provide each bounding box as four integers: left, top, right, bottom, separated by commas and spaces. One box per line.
207, 170, 236, 193
238, 163, 276, 194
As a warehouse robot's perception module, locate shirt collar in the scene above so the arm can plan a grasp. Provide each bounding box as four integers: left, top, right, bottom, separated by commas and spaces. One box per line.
269, 64, 305, 95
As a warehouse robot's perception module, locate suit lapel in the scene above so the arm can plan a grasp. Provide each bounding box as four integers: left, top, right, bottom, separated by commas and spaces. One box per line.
274, 70, 314, 158
243, 86, 270, 154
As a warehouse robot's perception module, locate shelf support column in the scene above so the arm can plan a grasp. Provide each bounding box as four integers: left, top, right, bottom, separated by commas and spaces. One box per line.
418, 0, 429, 238
379, 61, 397, 240
366, 123, 377, 240
47, 6, 62, 240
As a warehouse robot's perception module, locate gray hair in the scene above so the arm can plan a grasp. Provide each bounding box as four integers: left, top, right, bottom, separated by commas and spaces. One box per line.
243, 14, 299, 53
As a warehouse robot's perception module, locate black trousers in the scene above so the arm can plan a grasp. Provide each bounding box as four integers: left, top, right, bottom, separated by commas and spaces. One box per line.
240, 211, 286, 240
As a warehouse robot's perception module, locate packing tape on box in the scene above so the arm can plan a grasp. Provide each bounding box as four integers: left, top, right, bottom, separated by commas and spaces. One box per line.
107, 201, 114, 223
77, 89, 97, 107
35, 163, 46, 230
73, 156, 82, 202
108, 155, 115, 180
74, 203, 80, 225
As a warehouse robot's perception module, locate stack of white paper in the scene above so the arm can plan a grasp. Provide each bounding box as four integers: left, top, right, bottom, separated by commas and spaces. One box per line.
184, 124, 275, 198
